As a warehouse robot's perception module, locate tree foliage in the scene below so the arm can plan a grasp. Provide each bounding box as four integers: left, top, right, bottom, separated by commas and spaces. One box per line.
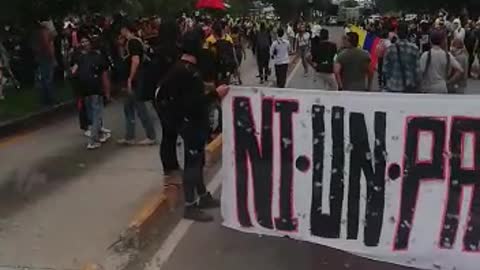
375, 0, 480, 13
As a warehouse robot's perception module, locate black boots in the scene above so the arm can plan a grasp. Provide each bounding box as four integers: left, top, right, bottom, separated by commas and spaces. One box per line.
183, 193, 220, 222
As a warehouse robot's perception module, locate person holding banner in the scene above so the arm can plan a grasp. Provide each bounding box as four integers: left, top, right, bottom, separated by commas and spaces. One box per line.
382, 23, 421, 93
309, 28, 338, 90
155, 28, 229, 222
334, 32, 372, 91
420, 30, 464, 94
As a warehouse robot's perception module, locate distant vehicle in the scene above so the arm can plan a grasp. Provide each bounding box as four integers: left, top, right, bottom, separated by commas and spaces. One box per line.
405, 14, 418, 22
328, 16, 338, 25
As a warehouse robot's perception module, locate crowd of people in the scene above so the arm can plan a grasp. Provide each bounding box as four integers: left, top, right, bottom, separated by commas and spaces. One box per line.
3, 9, 480, 222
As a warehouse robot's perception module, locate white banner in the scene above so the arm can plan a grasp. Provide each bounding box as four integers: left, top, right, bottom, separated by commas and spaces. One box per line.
221, 87, 480, 270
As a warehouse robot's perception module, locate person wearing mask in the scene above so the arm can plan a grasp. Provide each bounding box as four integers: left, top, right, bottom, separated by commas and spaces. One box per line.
420, 30, 464, 94
255, 22, 272, 84
155, 29, 229, 222
382, 23, 421, 93
334, 32, 372, 91
117, 22, 157, 146
296, 24, 311, 76
309, 29, 338, 90
453, 19, 466, 42
270, 28, 290, 88
449, 38, 469, 93
70, 35, 111, 150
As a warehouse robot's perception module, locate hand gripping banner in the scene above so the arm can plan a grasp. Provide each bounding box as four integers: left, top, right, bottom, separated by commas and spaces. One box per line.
221, 87, 480, 270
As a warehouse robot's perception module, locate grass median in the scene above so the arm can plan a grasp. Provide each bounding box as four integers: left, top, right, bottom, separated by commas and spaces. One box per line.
0, 83, 74, 124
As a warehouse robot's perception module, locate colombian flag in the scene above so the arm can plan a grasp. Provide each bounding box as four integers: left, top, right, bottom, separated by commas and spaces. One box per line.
349, 26, 381, 73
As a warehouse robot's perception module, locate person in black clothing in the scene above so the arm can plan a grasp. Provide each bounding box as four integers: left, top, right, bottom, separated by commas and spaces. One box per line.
155, 29, 229, 222
309, 29, 338, 90
70, 34, 111, 150
117, 22, 157, 146
255, 23, 272, 84
153, 20, 183, 177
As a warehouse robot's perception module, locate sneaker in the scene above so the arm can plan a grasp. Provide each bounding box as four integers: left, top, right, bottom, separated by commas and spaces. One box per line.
101, 127, 111, 134
260, 79, 264, 84
84, 130, 92, 138
184, 206, 214, 222
137, 138, 157, 146
99, 132, 112, 143
117, 139, 136, 145
198, 192, 221, 209
87, 142, 102, 150
0, 95, 4, 100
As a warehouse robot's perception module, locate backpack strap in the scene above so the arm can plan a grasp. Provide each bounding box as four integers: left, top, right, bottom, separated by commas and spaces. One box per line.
396, 43, 408, 91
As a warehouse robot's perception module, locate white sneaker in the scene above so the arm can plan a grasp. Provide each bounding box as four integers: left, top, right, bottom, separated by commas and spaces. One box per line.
101, 127, 111, 134
137, 138, 157, 146
117, 138, 136, 145
99, 133, 112, 143
84, 130, 92, 138
87, 142, 102, 150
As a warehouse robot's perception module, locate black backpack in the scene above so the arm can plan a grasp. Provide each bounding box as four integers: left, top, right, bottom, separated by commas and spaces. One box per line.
215, 38, 236, 70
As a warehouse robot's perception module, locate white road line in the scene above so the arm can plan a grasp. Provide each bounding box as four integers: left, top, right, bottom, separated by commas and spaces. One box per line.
144, 171, 223, 270
287, 60, 301, 87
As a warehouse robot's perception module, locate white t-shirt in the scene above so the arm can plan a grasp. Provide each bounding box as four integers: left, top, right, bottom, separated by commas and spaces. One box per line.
453, 28, 466, 41
296, 32, 310, 47
270, 38, 290, 65
287, 26, 295, 38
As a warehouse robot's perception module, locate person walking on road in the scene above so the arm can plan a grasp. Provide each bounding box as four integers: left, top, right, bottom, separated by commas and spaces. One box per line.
420, 30, 464, 94
117, 22, 157, 146
309, 29, 338, 90
334, 32, 372, 91
33, 23, 57, 106
255, 22, 272, 84
287, 23, 296, 54
270, 28, 290, 88
70, 34, 111, 150
382, 23, 421, 93
155, 29, 229, 222
449, 38, 469, 93
296, 24, 311, 76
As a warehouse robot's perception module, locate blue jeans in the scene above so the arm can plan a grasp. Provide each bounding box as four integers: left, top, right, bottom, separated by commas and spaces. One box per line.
124, 93, 156, 141
85, 95, 104, 144
37, 61, 56, 106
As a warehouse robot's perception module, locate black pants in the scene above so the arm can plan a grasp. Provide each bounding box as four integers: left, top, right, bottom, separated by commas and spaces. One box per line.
156, 102, 208, 204
157, 111, 180, 174
179, 122, 208, 204
377, 57, 384, 88
275, 64, 288, 88
257, 50, 270, 80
